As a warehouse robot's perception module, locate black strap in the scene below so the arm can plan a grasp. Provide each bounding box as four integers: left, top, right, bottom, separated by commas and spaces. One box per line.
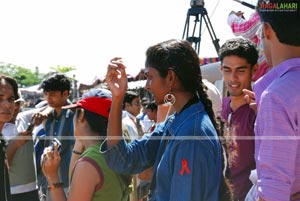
0, 134, 11, 201
178, 96, 199, 114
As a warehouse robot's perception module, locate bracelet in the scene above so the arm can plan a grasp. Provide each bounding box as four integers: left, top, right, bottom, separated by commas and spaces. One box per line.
48, 182, 64, 190
72, 150, 83, 155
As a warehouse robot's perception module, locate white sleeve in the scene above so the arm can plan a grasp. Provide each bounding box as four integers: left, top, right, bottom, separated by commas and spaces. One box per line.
203, 79, 222, 118
1, 123, 18, 141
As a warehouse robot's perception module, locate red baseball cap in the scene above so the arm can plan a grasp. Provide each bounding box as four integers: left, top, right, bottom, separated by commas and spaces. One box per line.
63, 88, 112, 118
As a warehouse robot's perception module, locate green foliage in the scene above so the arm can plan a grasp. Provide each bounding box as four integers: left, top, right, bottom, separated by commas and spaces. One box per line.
0, 63, 77, 88
49, 65, 76, 73
0, 63, 44, 87
44, 65, 77, 81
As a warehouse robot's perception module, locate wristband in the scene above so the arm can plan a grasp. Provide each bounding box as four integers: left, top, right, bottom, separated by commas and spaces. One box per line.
48, 182, 64, 190
72, 150, 83, 155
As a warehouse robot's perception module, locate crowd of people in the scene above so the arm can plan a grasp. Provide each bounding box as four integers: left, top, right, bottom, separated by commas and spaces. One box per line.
1, 0, 300, 200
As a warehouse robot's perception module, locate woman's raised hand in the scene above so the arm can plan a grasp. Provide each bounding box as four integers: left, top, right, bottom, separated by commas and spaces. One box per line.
106, 57, 128, 98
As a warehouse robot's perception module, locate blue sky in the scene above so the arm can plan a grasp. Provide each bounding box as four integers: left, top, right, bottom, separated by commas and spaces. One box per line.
0, 0, 257, 84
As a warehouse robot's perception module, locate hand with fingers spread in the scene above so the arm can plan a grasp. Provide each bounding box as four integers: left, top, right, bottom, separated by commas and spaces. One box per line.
41, 145, 61, 183
229, 10, 245, 19
243, 89, 257, 113
105, 57, 129, 148
32, 106, 53, 126
106, 57, 128, 98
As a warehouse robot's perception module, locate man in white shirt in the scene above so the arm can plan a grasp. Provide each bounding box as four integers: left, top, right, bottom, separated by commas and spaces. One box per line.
3, 92, 40, 201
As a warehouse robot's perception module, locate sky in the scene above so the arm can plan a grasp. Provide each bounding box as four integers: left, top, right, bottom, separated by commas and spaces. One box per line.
0, 0, 257, 84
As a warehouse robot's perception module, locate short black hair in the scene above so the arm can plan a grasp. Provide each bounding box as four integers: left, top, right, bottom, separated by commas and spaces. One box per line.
141, 97, 150, 107
219, 38, 259, 67
145, 102, 158, 111
123, 91, 139, 109
256, 0, 300, 46
85, 110, 108, 136
0, 74, 18, 98
40, 73, 71, 93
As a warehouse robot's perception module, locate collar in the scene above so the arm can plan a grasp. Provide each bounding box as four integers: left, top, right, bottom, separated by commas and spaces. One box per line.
178, 96, 199, 114
51, 102, 72, 119
167, 101, 205, 136
254, 58, 300, 108
124, 111, 136, 121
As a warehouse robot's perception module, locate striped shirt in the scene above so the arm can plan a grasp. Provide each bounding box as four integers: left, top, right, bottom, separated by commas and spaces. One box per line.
253, 58, 300, 200
227, 12, 269, 81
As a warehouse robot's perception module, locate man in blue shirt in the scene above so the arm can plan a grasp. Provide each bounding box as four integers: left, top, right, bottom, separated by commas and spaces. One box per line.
39, 73, 74, 200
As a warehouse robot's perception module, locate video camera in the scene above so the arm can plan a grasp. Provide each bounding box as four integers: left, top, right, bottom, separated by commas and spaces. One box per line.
190, 0, 205, 8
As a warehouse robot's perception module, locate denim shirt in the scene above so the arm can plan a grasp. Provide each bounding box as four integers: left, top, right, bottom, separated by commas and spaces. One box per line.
101, 101, 222, 201
44, 108, 74, 187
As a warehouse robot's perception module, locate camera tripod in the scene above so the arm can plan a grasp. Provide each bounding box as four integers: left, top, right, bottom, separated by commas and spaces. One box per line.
182, 5, 220, 55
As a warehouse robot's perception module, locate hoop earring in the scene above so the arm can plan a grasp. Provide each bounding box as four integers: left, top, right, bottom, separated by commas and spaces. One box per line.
164, 93, 176, 105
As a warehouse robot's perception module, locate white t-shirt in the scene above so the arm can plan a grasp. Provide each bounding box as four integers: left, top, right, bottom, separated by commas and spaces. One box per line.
2, 111, 38, 194
203, 79, 222, 119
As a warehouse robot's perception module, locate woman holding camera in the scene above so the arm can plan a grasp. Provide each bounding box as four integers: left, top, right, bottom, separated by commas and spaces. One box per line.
41, 88, 131, 201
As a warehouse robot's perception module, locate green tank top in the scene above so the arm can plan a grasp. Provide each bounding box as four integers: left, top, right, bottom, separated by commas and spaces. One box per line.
72, 143, 131, 201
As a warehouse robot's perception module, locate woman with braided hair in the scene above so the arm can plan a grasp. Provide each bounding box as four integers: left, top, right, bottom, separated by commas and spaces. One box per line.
102, 39, 233, 201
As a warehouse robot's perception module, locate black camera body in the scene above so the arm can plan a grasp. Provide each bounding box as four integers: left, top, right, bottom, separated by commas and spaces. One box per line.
49, 138, 62, 153
26, 122, 34, 132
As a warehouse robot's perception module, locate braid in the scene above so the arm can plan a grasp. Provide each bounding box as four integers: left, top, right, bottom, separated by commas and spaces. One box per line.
146, 39, 232, 199
197, 82, 233, 201
197, 82, 219, 134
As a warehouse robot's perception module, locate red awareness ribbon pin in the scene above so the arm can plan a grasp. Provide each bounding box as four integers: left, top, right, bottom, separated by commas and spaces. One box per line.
180, 158, 191, 176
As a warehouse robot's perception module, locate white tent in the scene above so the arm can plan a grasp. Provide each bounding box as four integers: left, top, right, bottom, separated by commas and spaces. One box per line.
20, 84, 44, 107
20, 84, 42, 93
128, 80, 146, 90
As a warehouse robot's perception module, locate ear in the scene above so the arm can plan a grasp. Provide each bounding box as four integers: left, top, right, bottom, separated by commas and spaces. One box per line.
263, 22, 272, 40
125, 102, 131, 108
62, 90, 69, 98
166, 69, 177, 88
252, 63, 258, 75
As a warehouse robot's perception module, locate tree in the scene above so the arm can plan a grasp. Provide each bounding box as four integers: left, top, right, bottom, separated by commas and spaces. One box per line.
49, 65, 76, 74
43, 65, 77, 80
0, 62, 44, 87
